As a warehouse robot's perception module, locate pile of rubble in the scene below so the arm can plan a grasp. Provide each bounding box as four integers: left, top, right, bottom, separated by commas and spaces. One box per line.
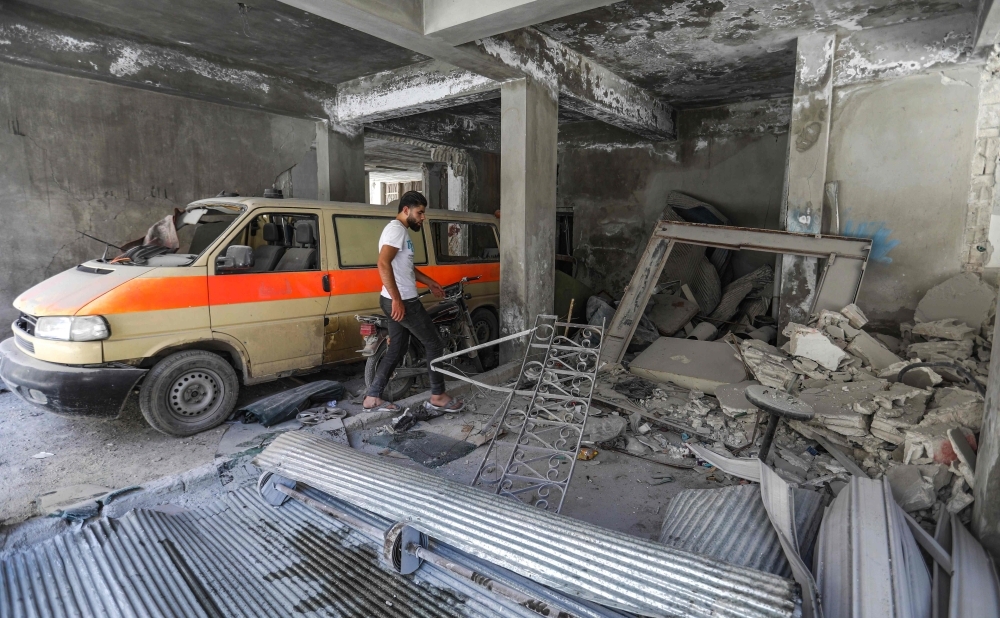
594, 273, 995, 528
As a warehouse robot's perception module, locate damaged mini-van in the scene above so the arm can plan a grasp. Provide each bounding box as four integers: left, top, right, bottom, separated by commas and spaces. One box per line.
0, 196, 500, 436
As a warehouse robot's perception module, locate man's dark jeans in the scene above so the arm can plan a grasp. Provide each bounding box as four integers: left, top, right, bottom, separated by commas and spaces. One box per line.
366, 296, 446, 398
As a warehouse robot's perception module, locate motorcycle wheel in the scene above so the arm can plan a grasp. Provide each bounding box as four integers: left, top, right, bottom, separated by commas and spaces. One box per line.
364, 340, 418, 403
471, 308, 500, 370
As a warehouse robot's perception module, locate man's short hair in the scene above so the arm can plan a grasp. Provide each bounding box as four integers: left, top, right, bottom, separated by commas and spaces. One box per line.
399, 191, 428, 213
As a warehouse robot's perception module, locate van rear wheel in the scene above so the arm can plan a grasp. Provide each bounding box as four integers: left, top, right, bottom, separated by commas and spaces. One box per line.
139, 350, 239, 437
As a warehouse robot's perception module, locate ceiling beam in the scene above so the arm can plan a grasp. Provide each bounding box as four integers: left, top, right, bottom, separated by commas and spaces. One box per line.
0, 2, 335, 121
286, 0, 675, 139
336, 60, 498, 124
367, 111, 500, 152
422, 0, 619, 46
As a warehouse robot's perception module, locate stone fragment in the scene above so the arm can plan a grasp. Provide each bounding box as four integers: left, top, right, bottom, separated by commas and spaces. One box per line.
912, 319, 977, 341
715, 380, 760, 418
788, 324, 847, 371
842, 323, 861, 339
582, 415, 627, 443
840, 303, 869, 328
947, 476, 975, 514
920, 387, 985, 431
847, 331, 903, 371
625, 436, 649, 455
917, 463, 953, 491
875, 334, 902, 353
629, 338, 747, 395
885, 465, 936, 512
740, 339, 797, 390
798, 380, 888, 437
914, 273, 996, 330
948, 426, 978, 476
907, 339, 974, 361
903, 424, 976, 465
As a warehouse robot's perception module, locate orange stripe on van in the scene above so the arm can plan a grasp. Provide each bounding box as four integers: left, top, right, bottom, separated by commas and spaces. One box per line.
78, 263, 500, 315
78, 276, 208, 315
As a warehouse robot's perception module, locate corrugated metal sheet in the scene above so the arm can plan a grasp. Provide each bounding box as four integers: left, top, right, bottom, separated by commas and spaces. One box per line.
947, 513, 1000, 618
658, 485, 824, 578
0, 485, 591, 618
254, 432, 800, 618
814, 475, 931, 618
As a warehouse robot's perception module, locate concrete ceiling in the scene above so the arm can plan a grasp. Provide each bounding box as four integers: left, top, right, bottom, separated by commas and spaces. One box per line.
533, 0, 979, 106
14, 0, 427, 84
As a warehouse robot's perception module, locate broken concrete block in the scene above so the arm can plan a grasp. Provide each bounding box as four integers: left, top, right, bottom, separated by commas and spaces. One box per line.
886, 465, 937, 512
824, 325, 846, 341
917, 463, 953, 491
914, 273, 996, 330
875, 334, 902, 354
840, 303, 869, 329
947, 487, 974, 514
625, 436, 649, 455
629, 338, 747, 395
739, 339, 797, 390
847, 331, 903, 371
921, 387, 985, 431
948, 426, 978, 475
907, 339, 974, 361
799, 380, 889, 437
912, 319, 977, 341
649, 293, 700, 336
871, 404, 927, 445
582, 415, 627, 443
715, 381, 760, 418
903, 424, 976, 466
877, 359, 943, 389
788, 324, 847, 371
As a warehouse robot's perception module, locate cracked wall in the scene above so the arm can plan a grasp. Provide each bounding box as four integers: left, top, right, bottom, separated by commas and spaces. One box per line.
0, 62, 315, 339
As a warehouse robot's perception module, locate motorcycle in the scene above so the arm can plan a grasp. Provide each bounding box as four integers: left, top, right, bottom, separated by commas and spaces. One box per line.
356, 276, 499, 401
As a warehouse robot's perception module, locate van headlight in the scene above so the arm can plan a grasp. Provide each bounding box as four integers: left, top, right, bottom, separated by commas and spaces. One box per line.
35, 316, 111, 341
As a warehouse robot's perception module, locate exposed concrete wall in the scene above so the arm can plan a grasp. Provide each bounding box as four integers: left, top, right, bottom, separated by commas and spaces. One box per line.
0, 62, 315, 339
559, 103, 789, 298
826, 65, 980, 326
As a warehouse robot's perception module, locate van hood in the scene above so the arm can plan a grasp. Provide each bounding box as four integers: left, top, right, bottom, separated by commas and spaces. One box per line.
13, 261, 151, 317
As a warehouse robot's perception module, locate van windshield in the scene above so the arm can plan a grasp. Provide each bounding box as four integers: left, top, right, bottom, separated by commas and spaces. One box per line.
97, 205, 241, 266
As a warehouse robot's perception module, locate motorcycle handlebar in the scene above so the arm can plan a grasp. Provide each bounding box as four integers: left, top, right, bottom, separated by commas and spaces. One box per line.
417, 275, 483, 296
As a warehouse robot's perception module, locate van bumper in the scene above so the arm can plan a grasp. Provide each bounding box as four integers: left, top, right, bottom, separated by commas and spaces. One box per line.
0, 338, 147, 418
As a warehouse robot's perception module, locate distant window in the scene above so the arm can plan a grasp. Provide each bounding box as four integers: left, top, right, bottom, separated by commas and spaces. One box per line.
430, 221, 499, 263
333, 215, 427, 268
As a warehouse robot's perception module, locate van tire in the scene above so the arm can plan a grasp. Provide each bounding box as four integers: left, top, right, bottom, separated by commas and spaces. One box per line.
139, 350, 239, 437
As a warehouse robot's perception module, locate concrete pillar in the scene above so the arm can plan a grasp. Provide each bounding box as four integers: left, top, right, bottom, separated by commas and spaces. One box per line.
316, 120, 365, 202
975, 288, 1000, 561
777, 33, 836, 333
447, 163, 469, 212
422, 161, 448, 208
499, 76, 558, 362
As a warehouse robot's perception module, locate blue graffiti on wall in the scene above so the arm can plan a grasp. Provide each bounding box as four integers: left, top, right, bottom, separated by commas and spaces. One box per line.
840, 218, 900, 264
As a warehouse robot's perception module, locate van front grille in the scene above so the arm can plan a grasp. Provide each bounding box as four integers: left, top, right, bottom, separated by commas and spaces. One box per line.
14, 334, 34, 354
15, 313, 36, 337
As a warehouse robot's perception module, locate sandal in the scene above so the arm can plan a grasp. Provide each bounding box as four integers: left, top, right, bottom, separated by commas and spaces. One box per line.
423, 398, 466, 416
363, 401, 402, 413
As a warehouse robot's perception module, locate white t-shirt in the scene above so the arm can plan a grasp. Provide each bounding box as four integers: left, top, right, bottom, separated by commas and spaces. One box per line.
379, 219, 418, 300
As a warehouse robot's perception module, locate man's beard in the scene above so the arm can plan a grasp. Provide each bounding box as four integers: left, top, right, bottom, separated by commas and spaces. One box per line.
406, 215, 422, 231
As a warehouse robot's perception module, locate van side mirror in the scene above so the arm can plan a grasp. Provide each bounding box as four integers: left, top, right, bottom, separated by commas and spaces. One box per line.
216, 245, 254, 272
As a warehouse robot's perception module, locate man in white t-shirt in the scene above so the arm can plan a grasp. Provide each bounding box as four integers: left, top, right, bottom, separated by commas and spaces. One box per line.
363, 191, 464, 414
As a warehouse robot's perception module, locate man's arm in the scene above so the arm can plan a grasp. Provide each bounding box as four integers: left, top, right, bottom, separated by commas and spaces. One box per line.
377, 244, 407, 321
414, 268, 445, 297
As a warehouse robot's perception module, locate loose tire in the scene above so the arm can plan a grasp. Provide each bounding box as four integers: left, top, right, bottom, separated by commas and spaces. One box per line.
139, 350, 239, 437
471, 308, 500, 370
364, 340, 418, 403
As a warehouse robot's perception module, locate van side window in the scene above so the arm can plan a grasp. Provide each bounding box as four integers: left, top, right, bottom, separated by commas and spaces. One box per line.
430, 221, 499, 263
333, 216, 428, 268
222, 212, 320, 273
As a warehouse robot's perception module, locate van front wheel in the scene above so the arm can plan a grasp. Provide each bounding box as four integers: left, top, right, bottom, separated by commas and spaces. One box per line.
139, 350, 239, 437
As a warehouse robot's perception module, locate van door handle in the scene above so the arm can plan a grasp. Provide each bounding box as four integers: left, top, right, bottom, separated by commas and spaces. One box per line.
322, 273, 330, 293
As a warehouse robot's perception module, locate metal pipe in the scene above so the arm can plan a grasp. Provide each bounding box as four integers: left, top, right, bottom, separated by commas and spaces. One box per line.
407, 543, 579, 618
275, 484, 383, 539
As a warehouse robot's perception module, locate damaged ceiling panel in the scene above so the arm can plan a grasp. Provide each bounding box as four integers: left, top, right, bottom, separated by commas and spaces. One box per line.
534, 0, 979, 106
13, 0, 427, 84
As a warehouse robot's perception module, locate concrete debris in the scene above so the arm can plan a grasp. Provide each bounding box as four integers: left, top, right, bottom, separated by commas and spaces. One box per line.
740, 339, 798, 390
921, 387, 985, 430
582, 415, 628, 443
948, 426, 978, 474
629, 337, 746, 395
875, 333, 902, 354
903, 424, 976, 466
625, 436, 650, 455
879, 358, 943, 388
715, 380, 760, 418
798, 381, 888, 437
906, 339, 974, 361
914, 272, 996, 330
912, 318, 976, 341
846, 331, 902, 371
787, 324, 847, 371
840, 303, 869, 329
886, 465, 937, 512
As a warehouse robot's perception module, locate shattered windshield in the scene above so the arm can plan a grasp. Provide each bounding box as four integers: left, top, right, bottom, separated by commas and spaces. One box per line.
98, 205, 241, 266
